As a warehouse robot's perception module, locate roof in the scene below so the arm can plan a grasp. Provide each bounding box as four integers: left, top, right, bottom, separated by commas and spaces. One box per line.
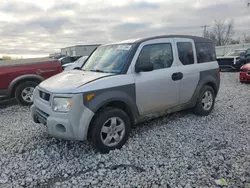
0, 57, 57, 68
137, 35, 213, 43
61, 44, 101, 49
104, 35, 213, 46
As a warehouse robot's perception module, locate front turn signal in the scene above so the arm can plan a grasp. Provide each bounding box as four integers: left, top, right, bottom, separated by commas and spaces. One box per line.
86, 93, 95, 101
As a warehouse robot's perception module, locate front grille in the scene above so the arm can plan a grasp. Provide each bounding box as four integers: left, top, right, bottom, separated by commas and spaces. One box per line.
36, 108, 49, 125
39, 90, 50, 102
217, 58, 234, 65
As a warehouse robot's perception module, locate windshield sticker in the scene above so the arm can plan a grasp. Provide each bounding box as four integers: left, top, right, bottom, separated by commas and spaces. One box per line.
116, 45, 132, 51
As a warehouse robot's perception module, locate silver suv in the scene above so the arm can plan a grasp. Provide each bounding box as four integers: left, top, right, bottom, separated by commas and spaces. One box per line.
31, 35, 220, 153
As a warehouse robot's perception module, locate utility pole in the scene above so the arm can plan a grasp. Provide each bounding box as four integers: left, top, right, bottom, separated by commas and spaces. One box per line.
201, 25, 210, 37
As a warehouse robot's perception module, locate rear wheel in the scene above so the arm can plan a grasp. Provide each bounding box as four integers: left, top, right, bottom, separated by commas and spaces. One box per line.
89, 107, 131, 153
193, 85, 215, 116
15, 81, 38, 106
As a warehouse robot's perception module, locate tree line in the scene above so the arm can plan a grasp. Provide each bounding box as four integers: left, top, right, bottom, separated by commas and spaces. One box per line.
203, 2, 250, 46
203, 19, 250, 46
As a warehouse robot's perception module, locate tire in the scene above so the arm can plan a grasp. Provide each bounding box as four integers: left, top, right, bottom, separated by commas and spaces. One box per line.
15, 81, 38, 106
193, 85, 215, 116
89, 107, 131, 153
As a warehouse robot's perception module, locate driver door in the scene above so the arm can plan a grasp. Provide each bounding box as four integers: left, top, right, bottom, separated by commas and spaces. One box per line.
132, 38, 181, 116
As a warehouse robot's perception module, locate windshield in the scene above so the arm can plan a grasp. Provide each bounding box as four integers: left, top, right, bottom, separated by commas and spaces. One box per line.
74, 56, 88, 64
225, 50, 245, 56
82, 44, 133, 73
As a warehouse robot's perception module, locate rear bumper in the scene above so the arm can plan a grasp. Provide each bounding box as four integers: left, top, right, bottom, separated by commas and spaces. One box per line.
239, 72, 250, 82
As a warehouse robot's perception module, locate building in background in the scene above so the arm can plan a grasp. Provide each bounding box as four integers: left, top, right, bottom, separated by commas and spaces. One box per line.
61, 44, 101, 56
49, 52, 62, 58
216, 43, 250, 57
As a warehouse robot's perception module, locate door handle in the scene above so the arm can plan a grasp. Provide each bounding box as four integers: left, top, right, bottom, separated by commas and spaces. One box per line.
172, 72, 183, 81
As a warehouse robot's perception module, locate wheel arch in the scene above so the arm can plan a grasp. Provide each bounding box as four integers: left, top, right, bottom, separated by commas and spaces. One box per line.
188, 73, 219, 108
205, 81, 218, 96
8, 74, 44, 97
86, 97, 139, 140
95, 100, 135, 124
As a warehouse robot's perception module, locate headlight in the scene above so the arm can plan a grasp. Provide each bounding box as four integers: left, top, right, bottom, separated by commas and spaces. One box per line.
53, 97, 72, 112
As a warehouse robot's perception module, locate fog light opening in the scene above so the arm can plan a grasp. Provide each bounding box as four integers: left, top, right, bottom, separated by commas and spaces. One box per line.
56, 124, 66, 133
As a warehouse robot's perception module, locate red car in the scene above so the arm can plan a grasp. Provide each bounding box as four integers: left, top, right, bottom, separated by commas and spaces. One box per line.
239, 63, 250, 83
0, 57, 62, 105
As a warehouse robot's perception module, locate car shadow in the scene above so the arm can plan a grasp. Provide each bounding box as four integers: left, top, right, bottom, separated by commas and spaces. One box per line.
0, 98, 17, 109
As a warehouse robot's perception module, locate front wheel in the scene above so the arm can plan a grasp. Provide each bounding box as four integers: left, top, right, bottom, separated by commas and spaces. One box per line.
89, 107, 131, 153
193, 85, 215, 116
15, 81, 38, 106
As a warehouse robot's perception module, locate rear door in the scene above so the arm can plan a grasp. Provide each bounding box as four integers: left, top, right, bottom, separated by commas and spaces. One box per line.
173, 38, 200, 104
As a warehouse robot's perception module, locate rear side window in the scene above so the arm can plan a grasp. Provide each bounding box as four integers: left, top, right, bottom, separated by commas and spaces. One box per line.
137, 43, 173, 70
196, 42, 216, 63
177, 42, 194, 65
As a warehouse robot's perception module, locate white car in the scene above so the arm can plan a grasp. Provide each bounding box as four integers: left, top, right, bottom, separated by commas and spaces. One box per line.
63, 56, 88, 71
31, 35, 220, 153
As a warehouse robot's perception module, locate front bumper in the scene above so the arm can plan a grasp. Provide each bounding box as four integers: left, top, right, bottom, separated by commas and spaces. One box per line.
239, 72, 250, 82
31, 88, 95, 141
218, 58, 241, 70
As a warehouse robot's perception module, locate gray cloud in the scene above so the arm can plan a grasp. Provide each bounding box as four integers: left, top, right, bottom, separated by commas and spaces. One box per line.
49, 2, 80, 11
0, 1, 41, 14
0, 0, 249, 57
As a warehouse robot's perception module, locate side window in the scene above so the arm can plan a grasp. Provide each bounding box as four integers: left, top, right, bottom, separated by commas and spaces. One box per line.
137, 43, 173, 70
177, 42, 194, 65
196, 42, 216, 63
61, 57, 71, 65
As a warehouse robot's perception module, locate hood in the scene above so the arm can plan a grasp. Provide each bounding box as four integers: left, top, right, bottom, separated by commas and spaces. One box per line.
217, 55, 239, 59
39, 70, 113, 93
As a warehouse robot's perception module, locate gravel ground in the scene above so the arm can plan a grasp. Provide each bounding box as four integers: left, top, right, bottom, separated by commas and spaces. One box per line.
1, 72, 250, 188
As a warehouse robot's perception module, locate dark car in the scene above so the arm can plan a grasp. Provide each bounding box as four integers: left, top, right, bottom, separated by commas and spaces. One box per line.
217, 49, 250, 71
58, 56, 82, 66
246, 48, 250, 58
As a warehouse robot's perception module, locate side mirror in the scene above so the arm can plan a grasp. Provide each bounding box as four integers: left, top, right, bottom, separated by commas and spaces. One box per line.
135, 62, 154, 73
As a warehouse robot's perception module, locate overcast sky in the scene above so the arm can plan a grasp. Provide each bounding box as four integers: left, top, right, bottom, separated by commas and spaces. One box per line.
0, 0, 249, 57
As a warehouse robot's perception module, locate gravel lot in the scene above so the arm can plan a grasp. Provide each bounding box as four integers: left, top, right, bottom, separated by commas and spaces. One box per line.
1, 72, 250, 188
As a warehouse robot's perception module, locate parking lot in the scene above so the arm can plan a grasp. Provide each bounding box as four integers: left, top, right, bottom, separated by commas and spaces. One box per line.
0, 72, 250, 188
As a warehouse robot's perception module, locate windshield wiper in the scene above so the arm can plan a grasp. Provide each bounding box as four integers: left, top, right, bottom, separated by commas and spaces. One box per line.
90, 69, 107, 73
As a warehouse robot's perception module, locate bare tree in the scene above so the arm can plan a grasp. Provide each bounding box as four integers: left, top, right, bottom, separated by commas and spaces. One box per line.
205, 19, 235, 46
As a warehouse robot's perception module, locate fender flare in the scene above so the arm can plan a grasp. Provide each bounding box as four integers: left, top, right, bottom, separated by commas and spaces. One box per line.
7, 74, 44, 97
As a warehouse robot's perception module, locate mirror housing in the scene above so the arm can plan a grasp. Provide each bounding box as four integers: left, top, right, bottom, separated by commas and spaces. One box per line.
135, 62, 154, 73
